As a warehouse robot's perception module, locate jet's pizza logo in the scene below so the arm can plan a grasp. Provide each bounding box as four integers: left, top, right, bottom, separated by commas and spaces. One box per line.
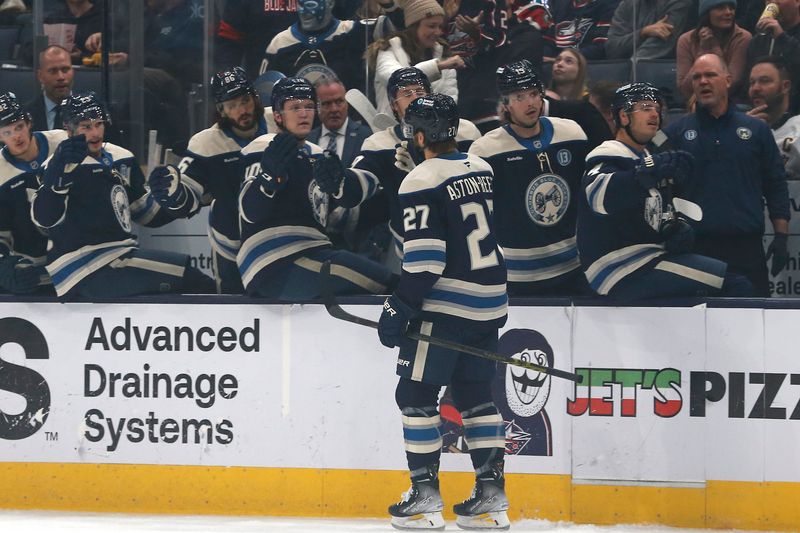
567, 367, 682, 418
0, 318, 51, 440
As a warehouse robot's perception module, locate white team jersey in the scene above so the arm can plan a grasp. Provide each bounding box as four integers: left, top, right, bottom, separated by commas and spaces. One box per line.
773, 115, 800, 179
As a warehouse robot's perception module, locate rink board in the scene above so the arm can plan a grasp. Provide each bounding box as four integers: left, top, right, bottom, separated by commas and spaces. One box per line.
0, 300, 799, 530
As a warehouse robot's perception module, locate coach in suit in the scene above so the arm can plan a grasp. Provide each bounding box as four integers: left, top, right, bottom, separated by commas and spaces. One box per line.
25, 45, 73, 131
308, 77, 371, 167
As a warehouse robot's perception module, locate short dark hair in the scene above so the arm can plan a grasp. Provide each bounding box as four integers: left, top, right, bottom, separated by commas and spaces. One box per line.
589, 80, 623, 112
751, 55, 791, 84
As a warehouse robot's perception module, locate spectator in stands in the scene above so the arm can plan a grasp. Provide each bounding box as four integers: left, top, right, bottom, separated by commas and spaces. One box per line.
543, 0, 619, 60
546, 48, 589, 100
605, 0, 693, 59
747, 56, 800, 178
0, 92, 62, 295
308, 78, 372, 167
31, 91, 215, 299
259, 0, 401, 96
143, 0, 204, 86
215, 0, 362, 79
664, 53, 790, 295
25, 45, 72, 131
44, 0, 128, 66
588, 80, 623, 134
545, 93, 614, 150
747, 0, 800, 113
577, 82, 753, 299
371, 0, 465, 114
237, 77, 393, 300
443, 0, 515, 133
676, 0, 752, 102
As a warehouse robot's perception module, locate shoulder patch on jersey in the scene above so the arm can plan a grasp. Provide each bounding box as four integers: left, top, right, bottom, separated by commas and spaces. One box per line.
187, 125, 243, 157
585, 140, 639, 165
468, 127, 522, 158
548, 116, 588, 144
361, 128, 400, 152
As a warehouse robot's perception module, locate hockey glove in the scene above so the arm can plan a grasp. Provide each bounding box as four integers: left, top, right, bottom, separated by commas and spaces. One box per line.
378, 294, 416, 348
43, 135, 89, 190
313, 150, 346, 195
148, 165, 188, 209
259, 132, 297, 193
0, 255, 42, 294
766, 233, 789, 277
634, 150, 694, 190
660, 214, 694, 255
394, 141, 416, 173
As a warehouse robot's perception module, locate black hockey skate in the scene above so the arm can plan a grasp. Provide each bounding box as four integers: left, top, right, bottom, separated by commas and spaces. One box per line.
453, 463, 510, 530
389, 464, 445, 530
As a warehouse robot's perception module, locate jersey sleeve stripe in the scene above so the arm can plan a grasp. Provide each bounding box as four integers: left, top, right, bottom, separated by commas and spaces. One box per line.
585, 166, 613, 215
585, 243, 666, 295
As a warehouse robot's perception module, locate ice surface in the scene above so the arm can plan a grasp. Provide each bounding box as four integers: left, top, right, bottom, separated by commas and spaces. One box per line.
0, 511, 769, 533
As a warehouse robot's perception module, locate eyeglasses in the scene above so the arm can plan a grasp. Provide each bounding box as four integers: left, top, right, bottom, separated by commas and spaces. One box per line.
395, 88, 428, 100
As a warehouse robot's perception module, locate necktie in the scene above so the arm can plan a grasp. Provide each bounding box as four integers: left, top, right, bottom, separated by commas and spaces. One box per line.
52, 105, 62, 130
326, 130, 339, 155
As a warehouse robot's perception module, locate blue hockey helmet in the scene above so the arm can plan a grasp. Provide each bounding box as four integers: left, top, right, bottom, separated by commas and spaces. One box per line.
402, 93, 459, 143
0, 92, 31, 127
211, 66, 256, 104
611, 82, 663, 127
60, 91, 111, 128
387, 67, 432, 102
271, 77, 316, 112
496, 59, 543, 96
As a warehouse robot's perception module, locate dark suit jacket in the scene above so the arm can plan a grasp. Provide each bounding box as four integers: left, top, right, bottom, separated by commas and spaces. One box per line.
308, 118, 372, 167
24, 93, 50, 132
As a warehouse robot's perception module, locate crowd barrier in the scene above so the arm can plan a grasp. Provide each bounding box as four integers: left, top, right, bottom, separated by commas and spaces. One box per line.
0, 295, 798, 531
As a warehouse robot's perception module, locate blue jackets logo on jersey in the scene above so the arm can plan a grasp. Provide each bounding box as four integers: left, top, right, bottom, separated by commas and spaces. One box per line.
736, 127, 752, 140
110, 184, 132, 232
307, 180, 329, 227
644, 191, 663, 231
525, 173, 570, 227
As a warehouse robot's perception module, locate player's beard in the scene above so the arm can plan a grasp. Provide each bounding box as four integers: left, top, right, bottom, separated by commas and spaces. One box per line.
510, 105, 541, 130
236, 113, 255, 130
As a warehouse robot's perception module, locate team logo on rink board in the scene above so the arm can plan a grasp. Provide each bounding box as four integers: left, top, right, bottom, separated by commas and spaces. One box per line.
110, 184, 132, 232
737, 127, 752, 140
440, 328, 554, 456
525, 173, 570, 226
556, 149, 572, 166
684, 130, 697, 141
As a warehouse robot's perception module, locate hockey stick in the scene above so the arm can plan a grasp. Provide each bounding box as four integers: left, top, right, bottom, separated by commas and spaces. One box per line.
346, 89, 380, 132
651, 130, 703, 222
320, 261, 583, 383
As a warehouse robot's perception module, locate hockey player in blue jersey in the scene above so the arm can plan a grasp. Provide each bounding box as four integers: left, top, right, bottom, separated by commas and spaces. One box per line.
0, 92, 64, 295
311, 67, 481, 265
31, 91, 215, 299
148, 67, 273, 294
469, 59, 589, 296
237, 77, 392, 300
576, 83, 753, 299
377, 94, 510, 531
